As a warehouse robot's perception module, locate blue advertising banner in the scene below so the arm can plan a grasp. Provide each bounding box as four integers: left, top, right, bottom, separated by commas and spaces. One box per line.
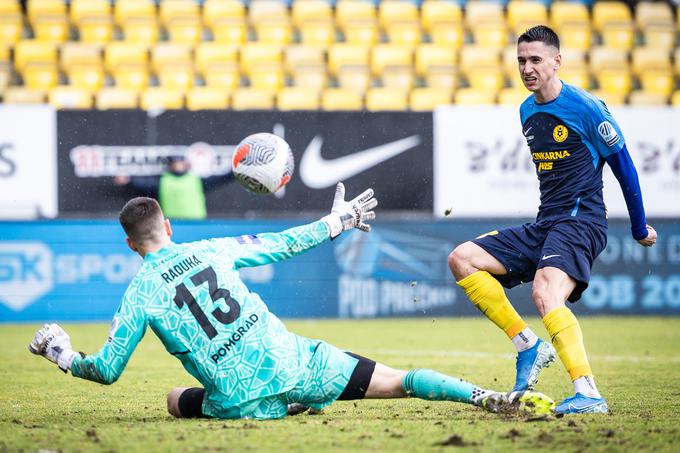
1, 219, 678, 322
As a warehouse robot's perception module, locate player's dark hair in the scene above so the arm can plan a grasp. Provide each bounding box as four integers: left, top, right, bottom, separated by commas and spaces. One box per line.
119, 197, 165, 244
518, 25, 560, 50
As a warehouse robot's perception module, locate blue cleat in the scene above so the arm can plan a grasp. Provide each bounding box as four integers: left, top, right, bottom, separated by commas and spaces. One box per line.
555, 393, 609, 415
513, 339, 556, 391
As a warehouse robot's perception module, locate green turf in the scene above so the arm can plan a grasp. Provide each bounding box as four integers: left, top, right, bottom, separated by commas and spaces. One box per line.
2, 317, 680, 452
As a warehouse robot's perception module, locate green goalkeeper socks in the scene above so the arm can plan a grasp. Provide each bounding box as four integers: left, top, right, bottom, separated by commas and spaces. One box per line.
402, 369, 479, 404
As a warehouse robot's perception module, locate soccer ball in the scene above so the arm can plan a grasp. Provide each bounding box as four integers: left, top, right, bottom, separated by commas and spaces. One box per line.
232, 133, 295, 195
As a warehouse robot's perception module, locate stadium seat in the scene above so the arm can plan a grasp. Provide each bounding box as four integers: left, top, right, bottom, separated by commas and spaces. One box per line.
675, 49, 680, 76
59, 43, 102, 71
588, 46, 629, 74
49, 87, 93, 109
195, 42, 239, 74
498, 87, 530, 106
277, 87, 320, 110
408, 87, 452, 111
365, 87, 407, 111
631, 47, 671, 76
378, 1, 418, 30
67, 64, 105, 92
14, 41, 57, 71
337, 65, 371, 93
343, 20, 379, 46
642, 25, 676, 50
596, 69, 632, 96
210, 18, 247, 45
550, 2, 590, 31
105, 42, 149, 72
33, 14, 69, 43
0, 45, 8, 62
167, 17, 203, 45
122, 17, 159, 44
186, 87, 230, 110
371, 44, 412, 77
70, 0, 111, 25
560, 68, 590, 89
249, 63, 284, 91
298, 20, 336, 46
0, 1, 20, 15
560, 49, 588, 71
335, 0, 376, 30
284, 45, 325, 73
202, 62, 240, 90
415, 44, 457, 77
381, 66, 414, 90
506, 1, 548, 35
113, 64, 149, 90
2, 87, 46, 104
635, 2, 673, 30
78, 16, 113, 44
328, 44, 370, 76
231, 88, 275, 110
290, 64, 327, 90
471, 21, 508, 48
459, 45, 500, 75
502, 45, 521, 83
386, 20, 422, 47
255, 19, 294, 45
557, 24, 592, 52
639, 70, 674, 96
160, 0, 199, 26
600, 22, 635, 50
292, 1, 333, 27
465, 70, 504, 92
27, 0, 66, 25
151, 43, 192, 73
591, 89, 626, 107
240, 43, 282, 76
454, 88, 496, 105
672, 90, 680, 107
141, 87, 184, 110
114, 0, 157, 26
465, 2, 505, 31
592, 1, 632, 32
95, 87, 139, 109
202, 0, 245, 29
22, 62, 58, 89
425, 65, 458, 91
157, 63, 194, 90
0, 13, 22, 45
421, 1, 462, 34
248, 1, 288, 25
430, 22, 464, 48
321, 87, 363, 111
627, 90, 668, 106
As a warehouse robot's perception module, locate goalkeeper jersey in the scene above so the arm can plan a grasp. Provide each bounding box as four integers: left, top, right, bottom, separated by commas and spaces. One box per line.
71, 220, 330, 408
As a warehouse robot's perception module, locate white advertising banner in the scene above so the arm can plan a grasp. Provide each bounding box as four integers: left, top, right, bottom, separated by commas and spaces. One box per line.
434, 105, 680, 219
0, 106, 57, 219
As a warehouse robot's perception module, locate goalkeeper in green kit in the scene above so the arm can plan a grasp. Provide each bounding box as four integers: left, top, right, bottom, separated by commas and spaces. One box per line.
29, 183, 555, 420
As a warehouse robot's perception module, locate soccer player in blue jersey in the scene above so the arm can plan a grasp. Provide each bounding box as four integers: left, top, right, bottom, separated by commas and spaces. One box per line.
448, 26, 657, 415
29, 186, 554, 420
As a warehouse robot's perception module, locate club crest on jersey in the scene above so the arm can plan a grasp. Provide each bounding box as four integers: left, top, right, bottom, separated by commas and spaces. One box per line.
553, 125, 568, 143
598, 121, 620, 147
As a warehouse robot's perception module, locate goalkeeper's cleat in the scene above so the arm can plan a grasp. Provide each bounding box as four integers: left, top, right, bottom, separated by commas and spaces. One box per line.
554, 393, 609, 415
286, 403, 310, 416
479, 391, 555, 417
513, 338, 556, 391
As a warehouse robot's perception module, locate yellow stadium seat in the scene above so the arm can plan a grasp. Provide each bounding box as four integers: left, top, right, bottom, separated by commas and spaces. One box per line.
141, 88, 184, 110
115, 0, 157, 26
386, 20, 421, 47
409, 87, 451, 111
639, 70, 674, 96
195, 43, 239, 74
49, 87, 93, 109
465, 2, 504, 30
284, 45, 325, 73
560, 49, 588, 71
160, 0, 199, 25
635, 2, 673, 30
378, 1, 418, 29
248, 1, 288, 25
113, 64, 149, 90
157, 63, 194, 90
590, 89, 626, 107
0, 14, 23, 45
642, 25, 675, 50
70, 0, 111, 25
211, 18, 247, 45
672, 90, 680, 107
560, 68, 590, 89
186, 87, 230, 110
105, 42, 148, 72
596, 69, 632, 95
382, 66, 414, 90
631, 47, 671, 76
167, 17, 204, 44
299, 20, 336, 46
550, 2, 589, 31
14, 41, 57, 71
498, 87, 530, 106
628, 90, 668, 106
122, 17, 159, 44
465, 70, 504, 92
240, 43, 282, 76
277, 87, 320, 110
588, 46, 629, 74
78, 16, 113, 44
0, 45, 9, 62
33, 14, 69, 43
506, 1, 548, 34
343, 19, 379, 46
421, 1, 462, 33
0, 2, 20, 15
454, 88, 495, 105
365, 87, 407, 111
95, 87, 139, 109
2, 87, 46, 104
471, 21, 508, 48
601, 23, 635, 50
60, 43, 101, 71
292, 1, 332, 27
430, 21, 464, 48
502, 45, 518, 76
335, 0, 376, 29
255, 19, 293, 45
558, 24, 592, 52
203, 0, 245, 29
337, 64, 371, 93
328, 44, 370, 75
291, 65, 327, 89
22, 62, 58, 89
0, 62, 11, 91
67, 64, 105, 92
425, 65, 458, 91
203, 62, 240, 90
151, 43, 192, 72
675, 49, 680, 76
459, 45, 500, 74
231, 87, 275, 110
415, 44, 457, 77
321, 87, 363, 110
27, 0, 66, 24
371, 44, 412, 77
592, 1, 632, 32
249, 63, 284, 90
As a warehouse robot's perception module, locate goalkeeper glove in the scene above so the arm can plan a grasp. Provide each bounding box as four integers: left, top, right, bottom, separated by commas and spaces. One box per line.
28, 323, 79, 373
322, 182, 377, 239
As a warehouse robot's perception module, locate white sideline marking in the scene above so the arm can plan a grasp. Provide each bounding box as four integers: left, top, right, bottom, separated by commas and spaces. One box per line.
367, 349, 680, 364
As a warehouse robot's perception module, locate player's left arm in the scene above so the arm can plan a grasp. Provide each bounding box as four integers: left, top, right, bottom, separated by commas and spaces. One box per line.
588, 100, 656, 246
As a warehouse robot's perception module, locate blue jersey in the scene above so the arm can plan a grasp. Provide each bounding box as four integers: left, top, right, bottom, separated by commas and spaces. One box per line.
520, 83, 626, 224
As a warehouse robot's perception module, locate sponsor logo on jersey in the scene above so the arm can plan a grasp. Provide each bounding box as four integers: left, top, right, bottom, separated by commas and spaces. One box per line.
210, 313, 260, 363
553, 125, 568, 143
235, 234, 261, 245
598, 121, 620, 147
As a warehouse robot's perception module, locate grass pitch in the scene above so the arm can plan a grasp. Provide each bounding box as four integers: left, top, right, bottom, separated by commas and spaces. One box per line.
1, 317, 679, 452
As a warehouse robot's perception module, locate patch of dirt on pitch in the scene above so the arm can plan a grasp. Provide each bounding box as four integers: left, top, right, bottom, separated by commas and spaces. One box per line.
85, 428, 100, 443
536, 431, 554, 443
435, 434, 478, 447
501, 428, 523, 440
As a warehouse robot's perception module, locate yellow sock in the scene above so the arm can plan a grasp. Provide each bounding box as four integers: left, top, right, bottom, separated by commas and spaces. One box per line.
542, 306, 592, 380
457, 271, 526, 338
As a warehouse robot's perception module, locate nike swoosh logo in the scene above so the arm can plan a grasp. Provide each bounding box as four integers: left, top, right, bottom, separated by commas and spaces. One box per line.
300, 135, 421, 189
541, 254, 560, 260
523, 127, 532, 136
